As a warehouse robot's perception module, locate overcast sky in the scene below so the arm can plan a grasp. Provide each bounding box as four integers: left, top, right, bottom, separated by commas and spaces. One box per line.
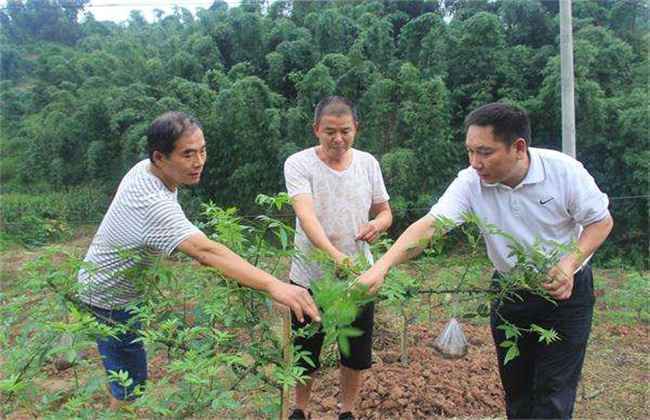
86, 0, 242, 23
0, 1, 241, 23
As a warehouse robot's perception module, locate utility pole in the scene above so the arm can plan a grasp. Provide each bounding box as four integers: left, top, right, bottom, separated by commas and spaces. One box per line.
560, 0, 576, 158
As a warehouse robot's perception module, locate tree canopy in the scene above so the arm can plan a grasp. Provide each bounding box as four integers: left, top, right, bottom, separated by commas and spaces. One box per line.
0, 0, 647, 262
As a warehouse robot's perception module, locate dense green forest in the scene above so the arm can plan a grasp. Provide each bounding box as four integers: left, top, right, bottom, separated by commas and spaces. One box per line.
0, 0, 648, 263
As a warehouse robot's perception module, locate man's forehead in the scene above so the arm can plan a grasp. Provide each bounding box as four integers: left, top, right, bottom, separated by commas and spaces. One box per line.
175, 129, 206, 150
178, 142, 206, 151
466, 125, 501, 146
318, 114, 356, 127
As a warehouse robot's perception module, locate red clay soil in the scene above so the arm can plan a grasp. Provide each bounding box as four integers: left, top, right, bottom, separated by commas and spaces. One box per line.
305, 321, 505, 419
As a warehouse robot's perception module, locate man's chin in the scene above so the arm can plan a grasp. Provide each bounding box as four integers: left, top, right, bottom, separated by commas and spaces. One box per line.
479, 174, 498, 185
328, 148, 349, 159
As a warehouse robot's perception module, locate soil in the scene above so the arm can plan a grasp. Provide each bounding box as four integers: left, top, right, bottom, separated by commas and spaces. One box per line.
301, 317, 649, 420
306, 322, 504, 419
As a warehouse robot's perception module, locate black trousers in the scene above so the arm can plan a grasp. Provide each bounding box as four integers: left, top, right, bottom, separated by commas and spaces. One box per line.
290, 282, 375, 374
490, 266, 595, 419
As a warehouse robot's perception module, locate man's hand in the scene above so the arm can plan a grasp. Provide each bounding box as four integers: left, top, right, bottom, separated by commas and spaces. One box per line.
356, 220, 380, 243
332, 250, 352, 267
543, 257, 577, 300
332, 251, 354, 278
544, 215, 613, 301
357, 264, 388, 295
268, 281, 320, 323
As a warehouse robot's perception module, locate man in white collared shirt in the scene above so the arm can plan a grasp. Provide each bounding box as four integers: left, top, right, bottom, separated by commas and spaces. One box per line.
359, 103, 613, 419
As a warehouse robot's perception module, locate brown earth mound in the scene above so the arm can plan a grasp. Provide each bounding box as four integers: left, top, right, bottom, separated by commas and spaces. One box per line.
306, 322, 505, 419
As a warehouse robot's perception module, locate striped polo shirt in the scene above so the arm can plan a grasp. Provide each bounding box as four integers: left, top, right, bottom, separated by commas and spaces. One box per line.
78, 159, 199, 309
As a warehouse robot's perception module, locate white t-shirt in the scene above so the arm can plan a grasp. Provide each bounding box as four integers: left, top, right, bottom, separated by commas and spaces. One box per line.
285, 147, 390, 287
78, 159, 200, 309
428, 147, 610, 273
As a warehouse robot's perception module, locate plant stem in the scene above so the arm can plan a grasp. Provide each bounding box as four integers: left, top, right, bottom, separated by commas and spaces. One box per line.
400, 307, 408, 366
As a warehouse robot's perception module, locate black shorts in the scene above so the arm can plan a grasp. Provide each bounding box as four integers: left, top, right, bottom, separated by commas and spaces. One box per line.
290, 281, 374, 374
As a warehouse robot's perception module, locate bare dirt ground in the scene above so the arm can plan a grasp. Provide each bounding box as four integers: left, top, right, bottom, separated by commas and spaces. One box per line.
300, 316, 648, 419
305, 321, 504, 419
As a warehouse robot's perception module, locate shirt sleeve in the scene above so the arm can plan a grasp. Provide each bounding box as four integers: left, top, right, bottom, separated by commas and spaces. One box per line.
567, 162, 610, 226
369, 156, 390, 204
284, 154, 312, 197
428, 171, 473, 225
142, 198, 200, 256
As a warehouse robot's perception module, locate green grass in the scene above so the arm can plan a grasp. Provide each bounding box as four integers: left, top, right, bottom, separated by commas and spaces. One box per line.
595, 271, 650, 325
0, 187, 111, 246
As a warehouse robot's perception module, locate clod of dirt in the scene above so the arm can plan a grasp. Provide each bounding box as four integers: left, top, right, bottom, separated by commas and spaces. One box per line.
53, 350, 90, 371
54, 357, 75, 371
321, 396, 337, 410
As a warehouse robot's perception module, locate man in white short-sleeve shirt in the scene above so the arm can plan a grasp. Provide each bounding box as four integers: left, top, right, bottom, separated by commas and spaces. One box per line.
285, 96, 392, 420
78, 112, 319, 409
359, 103, 613, 419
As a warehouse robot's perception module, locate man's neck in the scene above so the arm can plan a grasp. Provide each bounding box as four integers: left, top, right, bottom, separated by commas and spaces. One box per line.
504, 151, 531, 188
316, 146, 352, 171
148, 162, 177, 192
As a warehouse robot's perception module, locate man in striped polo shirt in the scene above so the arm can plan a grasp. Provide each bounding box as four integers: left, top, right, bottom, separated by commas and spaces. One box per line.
78, 111, 319, 407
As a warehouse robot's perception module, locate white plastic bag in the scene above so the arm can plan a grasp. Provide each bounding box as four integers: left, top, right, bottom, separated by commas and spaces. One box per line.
434, 317, 468, 359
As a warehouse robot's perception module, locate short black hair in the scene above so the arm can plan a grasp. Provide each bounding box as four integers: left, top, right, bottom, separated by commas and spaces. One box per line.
313, 96, 359, 125
464, 103, 531, 147
147, 111, 202, 162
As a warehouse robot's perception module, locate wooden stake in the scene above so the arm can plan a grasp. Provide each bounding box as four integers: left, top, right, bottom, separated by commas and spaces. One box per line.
280, 308, 291, 420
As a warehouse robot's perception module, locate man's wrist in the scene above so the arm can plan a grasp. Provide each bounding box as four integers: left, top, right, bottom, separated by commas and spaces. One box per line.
565, 252, 583, 271
331, 250, 347, 264
261, 274, 281, 294
374, 260, 391, 276
369, 218, 385, 234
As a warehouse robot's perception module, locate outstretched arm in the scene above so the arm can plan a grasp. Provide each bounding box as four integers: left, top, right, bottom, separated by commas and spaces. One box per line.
358, 214, 438, 294
177, 232, 320, 322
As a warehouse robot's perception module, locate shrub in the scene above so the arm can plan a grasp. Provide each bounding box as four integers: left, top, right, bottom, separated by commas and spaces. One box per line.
0, 185, 111, 246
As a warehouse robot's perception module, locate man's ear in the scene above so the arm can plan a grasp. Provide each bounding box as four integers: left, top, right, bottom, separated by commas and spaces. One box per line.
152, 150, 165, 165
514, 138, 527, 155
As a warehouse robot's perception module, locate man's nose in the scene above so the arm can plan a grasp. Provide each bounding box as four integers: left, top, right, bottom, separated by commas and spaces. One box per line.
469, 153, 482, 169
